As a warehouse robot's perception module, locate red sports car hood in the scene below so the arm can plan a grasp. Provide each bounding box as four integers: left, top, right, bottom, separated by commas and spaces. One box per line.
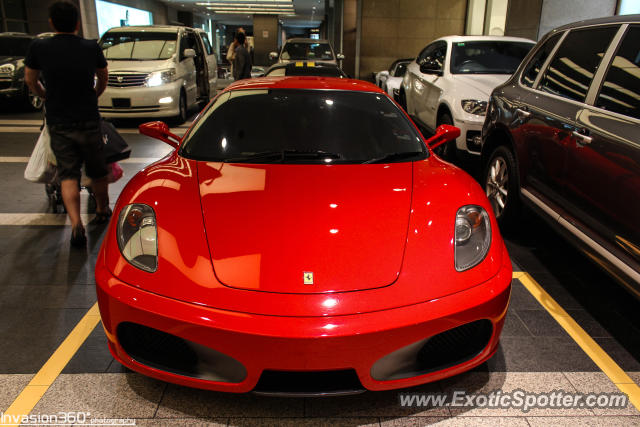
197, 162, 413, 293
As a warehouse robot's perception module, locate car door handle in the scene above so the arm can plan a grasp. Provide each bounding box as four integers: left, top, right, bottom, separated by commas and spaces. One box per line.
572, 130, 592, 145
515, 108, 531, 118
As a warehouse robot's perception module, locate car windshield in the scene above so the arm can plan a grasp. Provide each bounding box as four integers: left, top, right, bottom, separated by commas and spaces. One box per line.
181, 89, 426, 164
281, 42, 334, 61
100, 32, 177, 60
0, 37, 32, 57
450, 41, 534, 74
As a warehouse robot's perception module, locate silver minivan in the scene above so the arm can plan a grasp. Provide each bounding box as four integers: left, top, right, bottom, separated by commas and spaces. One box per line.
98, 25, 217, 123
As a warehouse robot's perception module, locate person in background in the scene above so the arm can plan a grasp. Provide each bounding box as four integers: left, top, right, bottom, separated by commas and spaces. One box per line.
233, 32, 252, 81
24, 0, 110, 247
226, 27, 246, 77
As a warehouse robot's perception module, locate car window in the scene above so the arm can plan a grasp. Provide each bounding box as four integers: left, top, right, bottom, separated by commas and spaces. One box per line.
200, 33, 213, 55
418, 42, 446, 70
394, 63, 408, 77
538, 26, 618, 102
595, 25, 640, 120
281, 42, 334, 61
181, 89, 426, 164
521, 33, 562, 87
100, 32, 177, 60
450, 41, 533, 74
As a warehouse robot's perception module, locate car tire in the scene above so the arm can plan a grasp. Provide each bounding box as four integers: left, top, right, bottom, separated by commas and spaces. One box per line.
483, 145, 520, 231
435, 113, 456, 161
175, 91, 187, 125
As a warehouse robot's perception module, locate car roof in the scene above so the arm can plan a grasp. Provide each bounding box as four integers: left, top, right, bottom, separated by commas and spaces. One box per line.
549, 13, 640, 33
436, 35, 536, 44
224, 76, 382, 93
105, 25, 183, 33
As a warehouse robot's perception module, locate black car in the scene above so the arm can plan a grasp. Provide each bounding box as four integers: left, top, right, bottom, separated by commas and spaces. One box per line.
0, 32, 43, 110
481, 15, 640, 296
263, 61, 347, 78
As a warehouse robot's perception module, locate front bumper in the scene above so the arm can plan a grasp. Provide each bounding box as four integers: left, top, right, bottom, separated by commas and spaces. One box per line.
0, 77, 24, 99
96, 256, 512, 393
453, 116, 485, 155
98, 81, 182, 118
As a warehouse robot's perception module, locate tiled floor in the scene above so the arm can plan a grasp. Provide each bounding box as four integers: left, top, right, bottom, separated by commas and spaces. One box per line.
0, 108, 639, 426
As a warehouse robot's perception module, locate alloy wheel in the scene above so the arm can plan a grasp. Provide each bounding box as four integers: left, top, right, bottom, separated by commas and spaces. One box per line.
486, 156, 509, 218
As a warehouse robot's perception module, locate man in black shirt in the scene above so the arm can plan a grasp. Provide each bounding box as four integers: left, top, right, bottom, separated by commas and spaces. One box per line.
233, 32, 252, 81
25, 0, 109, 247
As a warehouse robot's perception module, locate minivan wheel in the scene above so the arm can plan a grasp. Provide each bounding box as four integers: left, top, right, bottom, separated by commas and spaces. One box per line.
176, 91, 187, 124
484, 145, 519, 230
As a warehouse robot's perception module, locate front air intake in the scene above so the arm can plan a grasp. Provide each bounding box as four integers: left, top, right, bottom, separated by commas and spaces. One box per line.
371, 319, 493, 381
117, 322, 246, 383
253, 369, 365, 396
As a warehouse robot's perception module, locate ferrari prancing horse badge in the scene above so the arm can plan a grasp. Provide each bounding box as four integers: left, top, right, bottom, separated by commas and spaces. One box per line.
303, 272, 314, 285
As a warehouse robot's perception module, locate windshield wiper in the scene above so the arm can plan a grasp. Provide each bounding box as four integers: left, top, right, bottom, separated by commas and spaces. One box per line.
224, 151, 284, 163
281, 149, 342, 160
224, 150, 342, 163
363, 151, 424, 164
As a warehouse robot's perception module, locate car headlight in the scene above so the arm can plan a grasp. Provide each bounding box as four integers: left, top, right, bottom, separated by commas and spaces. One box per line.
454, 205, 491, 271
146, 69, 176, 87
461, 99, 488, 116
117, 204, 157, 272
0, 63, 15, 75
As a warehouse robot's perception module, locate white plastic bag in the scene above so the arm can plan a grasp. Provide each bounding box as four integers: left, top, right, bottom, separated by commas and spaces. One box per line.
24, 125, 57, 183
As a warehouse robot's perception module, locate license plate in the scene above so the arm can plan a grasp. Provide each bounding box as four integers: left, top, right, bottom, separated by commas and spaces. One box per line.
112, 98, 131, 108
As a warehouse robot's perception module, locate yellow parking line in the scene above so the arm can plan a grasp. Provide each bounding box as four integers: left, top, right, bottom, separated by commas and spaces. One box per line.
514, 271, 640, 410
1, 303, 101, 426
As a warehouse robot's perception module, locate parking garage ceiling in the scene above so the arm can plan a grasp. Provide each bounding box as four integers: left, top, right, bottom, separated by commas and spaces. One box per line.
160, 0, 325, 27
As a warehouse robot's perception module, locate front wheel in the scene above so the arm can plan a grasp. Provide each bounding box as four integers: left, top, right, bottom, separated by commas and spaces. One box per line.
484, 145, 520, 231
175, 91, 187, 125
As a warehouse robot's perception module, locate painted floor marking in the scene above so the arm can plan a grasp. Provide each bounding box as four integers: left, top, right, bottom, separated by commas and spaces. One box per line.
514, 271, 640, 410
0, 213, 96, 226
1, 303, 101, 426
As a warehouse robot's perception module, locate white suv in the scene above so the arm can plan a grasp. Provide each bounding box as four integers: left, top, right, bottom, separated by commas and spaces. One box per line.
401, 36, 534, 158
98, 25, 217, 123
269, 38, 344, 65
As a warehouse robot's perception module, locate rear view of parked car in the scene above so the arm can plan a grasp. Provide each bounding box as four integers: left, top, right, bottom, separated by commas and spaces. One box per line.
481, 15, 640, 297
402, 36, 534, 158
269, 38, 344, 65
98, 25, 217, 123
0, 32, 43, 110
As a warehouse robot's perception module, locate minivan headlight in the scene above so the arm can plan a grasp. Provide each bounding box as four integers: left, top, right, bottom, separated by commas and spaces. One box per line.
117, 204, 157, 272
146, 69, 176, 87
454, 205, 491, 271
461, 99, 488, 116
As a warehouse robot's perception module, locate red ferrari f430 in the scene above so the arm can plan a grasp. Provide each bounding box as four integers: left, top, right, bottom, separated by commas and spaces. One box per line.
95, 76, 512, 396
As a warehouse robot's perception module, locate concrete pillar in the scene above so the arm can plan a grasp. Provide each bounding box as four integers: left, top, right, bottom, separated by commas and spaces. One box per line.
504, 0, 543, 40
253, 14, 278, 66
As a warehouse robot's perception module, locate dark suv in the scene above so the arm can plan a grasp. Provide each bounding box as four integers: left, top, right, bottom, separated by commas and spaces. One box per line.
481, 15, 640, 296
0, 32, 43, 110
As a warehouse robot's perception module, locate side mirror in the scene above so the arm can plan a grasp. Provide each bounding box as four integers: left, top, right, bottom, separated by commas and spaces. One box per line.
269, 51, 278, 60
183, 48, 196, 58
336, 53, 345, 60
425, 124, 460, 150
379, 70, 389, 78
419, 60, 442, 75
139, 121, 181, 149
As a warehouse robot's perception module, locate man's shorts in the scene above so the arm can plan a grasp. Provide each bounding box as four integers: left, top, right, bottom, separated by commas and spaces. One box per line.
49, 120, 108, 181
